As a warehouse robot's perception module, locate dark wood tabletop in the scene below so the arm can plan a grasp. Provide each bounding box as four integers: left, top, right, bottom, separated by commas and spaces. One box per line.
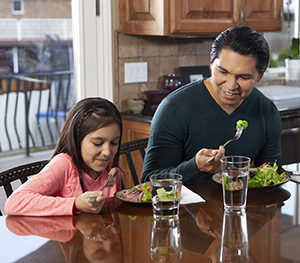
1, 179, 299, 263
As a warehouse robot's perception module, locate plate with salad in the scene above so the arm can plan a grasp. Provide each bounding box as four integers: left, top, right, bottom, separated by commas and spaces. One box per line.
114, 182, 152, 204
212, 161, 290, 191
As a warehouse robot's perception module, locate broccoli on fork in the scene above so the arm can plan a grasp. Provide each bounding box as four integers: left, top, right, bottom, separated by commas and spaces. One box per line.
236, 120, 248, 130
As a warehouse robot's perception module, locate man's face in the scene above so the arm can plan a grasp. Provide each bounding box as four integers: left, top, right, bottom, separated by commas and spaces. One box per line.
209, 48, 263, 114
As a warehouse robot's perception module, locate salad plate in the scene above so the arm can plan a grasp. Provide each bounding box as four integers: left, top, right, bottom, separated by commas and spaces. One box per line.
212, 166, 290, 192
114, 183, 152, 204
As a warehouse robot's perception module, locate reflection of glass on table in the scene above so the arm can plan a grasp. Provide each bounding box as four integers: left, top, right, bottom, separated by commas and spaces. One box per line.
150, 217, 182, 263
220, 210, 249, 263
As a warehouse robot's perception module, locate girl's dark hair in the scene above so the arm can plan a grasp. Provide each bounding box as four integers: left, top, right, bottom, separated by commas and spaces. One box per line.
52, 97, 122, 171
210, 26, 269, 75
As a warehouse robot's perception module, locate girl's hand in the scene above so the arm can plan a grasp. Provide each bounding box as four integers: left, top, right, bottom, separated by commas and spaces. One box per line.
75, 191, 106, 214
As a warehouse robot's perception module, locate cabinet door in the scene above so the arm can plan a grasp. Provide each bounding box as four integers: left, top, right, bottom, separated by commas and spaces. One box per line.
119, 0, 168, 36
121, 120, 150, 188
240, 0, 283, 32
170, 0, 240, 35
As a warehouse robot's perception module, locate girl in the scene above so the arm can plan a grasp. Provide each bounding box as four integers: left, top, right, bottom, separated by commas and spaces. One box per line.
5, 97, 123, 216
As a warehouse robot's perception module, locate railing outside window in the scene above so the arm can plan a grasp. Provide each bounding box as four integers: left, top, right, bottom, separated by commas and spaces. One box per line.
0, 70, 74, 156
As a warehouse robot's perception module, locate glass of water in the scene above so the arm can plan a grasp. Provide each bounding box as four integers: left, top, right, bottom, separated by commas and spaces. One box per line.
150, 173, 182, 220
220, 156, 251, 212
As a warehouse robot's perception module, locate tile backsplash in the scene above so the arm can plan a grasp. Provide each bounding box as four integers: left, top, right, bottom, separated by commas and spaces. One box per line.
114, 30, 286, 112
114, 30, 214, 111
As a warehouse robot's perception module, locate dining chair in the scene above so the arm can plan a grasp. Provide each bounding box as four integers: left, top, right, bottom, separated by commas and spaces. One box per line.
0, 159, 49, 215
0, 160, 49, 197
119, 137, 149, 186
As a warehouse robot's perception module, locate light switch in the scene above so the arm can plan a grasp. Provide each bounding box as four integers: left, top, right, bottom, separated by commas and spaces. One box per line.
124, 62, 148, 83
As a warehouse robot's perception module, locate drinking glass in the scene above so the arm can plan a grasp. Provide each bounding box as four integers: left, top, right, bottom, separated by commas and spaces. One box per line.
220, 156, 251, 212
150, 173, 182, 220
150, 217, 182, 263
220, 209, 249, 262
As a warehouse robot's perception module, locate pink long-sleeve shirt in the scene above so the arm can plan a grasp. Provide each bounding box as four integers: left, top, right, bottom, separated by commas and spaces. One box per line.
5, 153, 122, 216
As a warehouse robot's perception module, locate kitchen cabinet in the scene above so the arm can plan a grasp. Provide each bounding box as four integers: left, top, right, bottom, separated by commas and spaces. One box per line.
121, 119, 150, 187
119, 0, 283, 36
239, 0, 283, 32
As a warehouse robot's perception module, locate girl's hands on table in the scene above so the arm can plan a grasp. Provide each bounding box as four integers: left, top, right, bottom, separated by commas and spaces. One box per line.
75, 191, 106, 214
195, 145, 224, 174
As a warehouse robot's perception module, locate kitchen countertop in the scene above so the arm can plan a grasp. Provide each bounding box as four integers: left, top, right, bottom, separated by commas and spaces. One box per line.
122, 85, 300, 123
121, 111, 152, 123
122, 107, 300, 124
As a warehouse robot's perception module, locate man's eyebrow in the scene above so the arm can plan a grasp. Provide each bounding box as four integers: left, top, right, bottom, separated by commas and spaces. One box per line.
217, 65, 228, 72
217, 65, 254, 78
238, 73, 254, 78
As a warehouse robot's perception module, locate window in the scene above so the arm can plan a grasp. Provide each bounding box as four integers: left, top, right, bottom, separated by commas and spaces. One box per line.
12, 0, 24, 15
264, 1, 298, 70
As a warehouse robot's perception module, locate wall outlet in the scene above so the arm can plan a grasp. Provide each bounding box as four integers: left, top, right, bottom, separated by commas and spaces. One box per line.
124, 62, 148, 83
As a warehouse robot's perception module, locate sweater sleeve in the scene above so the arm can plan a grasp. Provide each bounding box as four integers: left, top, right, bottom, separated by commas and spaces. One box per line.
254, 102, 282, 166
141, 95, 208, 184
5, 154, 80, 216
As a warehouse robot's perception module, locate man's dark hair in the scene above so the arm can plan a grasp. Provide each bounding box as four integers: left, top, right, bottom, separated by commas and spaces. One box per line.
210, 26, 269, 75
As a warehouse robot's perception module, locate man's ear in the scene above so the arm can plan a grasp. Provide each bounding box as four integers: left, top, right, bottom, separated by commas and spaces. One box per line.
257, 69, 267, 82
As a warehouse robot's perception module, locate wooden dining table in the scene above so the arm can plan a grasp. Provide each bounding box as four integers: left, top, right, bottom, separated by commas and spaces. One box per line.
1, 178, 300, 263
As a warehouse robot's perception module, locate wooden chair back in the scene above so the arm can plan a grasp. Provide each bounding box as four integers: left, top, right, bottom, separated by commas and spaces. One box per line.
120, 137, 148, 187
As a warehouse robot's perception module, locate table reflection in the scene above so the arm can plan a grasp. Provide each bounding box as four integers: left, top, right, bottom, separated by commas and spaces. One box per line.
150, 217, 182, 263
220, 210, 249, 263
6, 212, 122, 263
181, 192, 289, 262
2, 181, 297, 263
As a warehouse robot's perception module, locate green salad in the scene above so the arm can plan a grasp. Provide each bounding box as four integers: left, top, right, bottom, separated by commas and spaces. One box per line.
248, 161, 287, 187
131, 182, 181, 202
131, 183, 152, 202
156, 187, 180, 201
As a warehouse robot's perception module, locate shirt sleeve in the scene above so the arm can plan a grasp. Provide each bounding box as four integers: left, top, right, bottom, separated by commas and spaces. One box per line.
5, 155, 78, 216
141, 99, 207, 184
254, 103, 282, 166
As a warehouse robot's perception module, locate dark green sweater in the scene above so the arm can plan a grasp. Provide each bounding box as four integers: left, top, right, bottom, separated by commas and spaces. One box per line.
141, 80, 282, 185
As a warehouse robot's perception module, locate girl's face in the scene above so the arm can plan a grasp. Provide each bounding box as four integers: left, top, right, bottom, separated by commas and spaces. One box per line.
81, 122, 120, 179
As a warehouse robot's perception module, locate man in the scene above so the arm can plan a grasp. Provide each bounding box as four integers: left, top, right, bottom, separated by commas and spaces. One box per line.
141, 26, 282, 185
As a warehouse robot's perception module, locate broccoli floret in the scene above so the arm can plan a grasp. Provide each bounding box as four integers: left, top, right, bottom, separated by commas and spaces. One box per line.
236, 120, 248, 130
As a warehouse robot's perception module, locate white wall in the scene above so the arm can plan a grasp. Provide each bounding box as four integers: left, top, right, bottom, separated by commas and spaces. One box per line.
72, 0, 113, 102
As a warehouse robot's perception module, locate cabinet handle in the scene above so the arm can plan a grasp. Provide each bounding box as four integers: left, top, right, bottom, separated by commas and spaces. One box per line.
238, 6, 244, 26
278, 6, 283, 24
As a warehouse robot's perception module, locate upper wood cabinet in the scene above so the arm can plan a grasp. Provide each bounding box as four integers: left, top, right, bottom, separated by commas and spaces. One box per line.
119, 0, 283, 36
239, 0, 283, 32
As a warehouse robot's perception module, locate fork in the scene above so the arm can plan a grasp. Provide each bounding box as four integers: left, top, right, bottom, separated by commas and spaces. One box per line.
206, 126, 244, 163
88, 167, 119, 203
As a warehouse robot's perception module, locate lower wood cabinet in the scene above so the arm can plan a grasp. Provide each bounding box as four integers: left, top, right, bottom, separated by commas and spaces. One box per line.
121, 119, 151, 188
